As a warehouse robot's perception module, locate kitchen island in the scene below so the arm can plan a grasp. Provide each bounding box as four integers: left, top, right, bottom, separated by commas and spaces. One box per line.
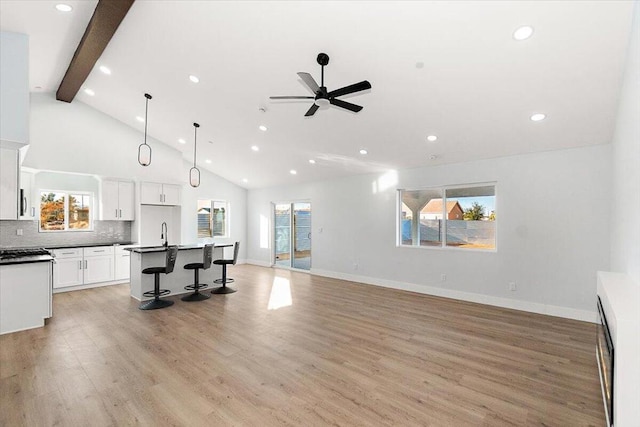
126, 244, 233, 300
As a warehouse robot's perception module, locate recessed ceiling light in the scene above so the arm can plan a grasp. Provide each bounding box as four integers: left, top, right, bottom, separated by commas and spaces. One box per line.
189, 75, 199, 83
427, 135, 438, 142
83, 88, 95, 96
513, 26, 534, 41
242, 178, 248, 183
55, 4, 72, 12
258, 125, 267, 131
136, 116, 145, 123
99, 65, 111, 75
205, 159, 212, 164
178, 138, 186, 144
251, 145, 259, 151
359, 149, 368, 155
308, 159, 316, 164
290, 170, 297, 175
530, 113, 546, 122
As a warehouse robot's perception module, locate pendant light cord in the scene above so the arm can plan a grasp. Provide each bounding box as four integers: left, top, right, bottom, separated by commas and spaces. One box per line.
143, 93, 152, 146
193, 122, 200, 167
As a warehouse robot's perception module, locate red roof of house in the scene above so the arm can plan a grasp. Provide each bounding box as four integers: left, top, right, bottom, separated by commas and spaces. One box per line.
422, 199, 461, 214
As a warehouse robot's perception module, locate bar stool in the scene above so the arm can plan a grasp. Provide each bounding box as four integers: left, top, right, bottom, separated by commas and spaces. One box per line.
140, 246, 179, 310
211, 242, 240, 294
181, 243, 213, 302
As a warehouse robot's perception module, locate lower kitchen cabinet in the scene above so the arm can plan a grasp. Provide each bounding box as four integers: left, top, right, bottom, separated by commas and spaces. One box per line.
52, 245, 128, 291
114, 247, 130, 281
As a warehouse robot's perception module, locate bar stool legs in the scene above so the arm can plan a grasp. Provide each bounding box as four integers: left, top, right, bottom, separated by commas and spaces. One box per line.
182, 268, 211, 301
140, 272, 175, 310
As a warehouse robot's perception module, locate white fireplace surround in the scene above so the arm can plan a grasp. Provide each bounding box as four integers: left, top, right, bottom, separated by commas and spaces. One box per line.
596, 271, 640, 426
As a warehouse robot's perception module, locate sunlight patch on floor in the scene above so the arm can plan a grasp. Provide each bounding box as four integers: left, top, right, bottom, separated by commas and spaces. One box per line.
268, 276, 292, 310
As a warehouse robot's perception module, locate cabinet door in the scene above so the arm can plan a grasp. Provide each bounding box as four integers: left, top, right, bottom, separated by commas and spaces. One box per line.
140, 182, 163, 205
54, 257, 83, 288
162, 184, 181, 205
114, 251, 130, 280
118, 181, 135, 220
101, 180, 119, 220
0, 147, 19, 220
84, 255, 114, 284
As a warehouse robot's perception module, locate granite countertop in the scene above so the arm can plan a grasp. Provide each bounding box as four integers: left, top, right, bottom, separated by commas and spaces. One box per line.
45, 241, 137, 250
126, 243, 233, 253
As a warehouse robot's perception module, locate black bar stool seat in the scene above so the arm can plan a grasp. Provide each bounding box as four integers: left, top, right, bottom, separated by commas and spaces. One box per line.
182, 243, 213, 302
140, 246, 179, 310
212, 242, 240, 294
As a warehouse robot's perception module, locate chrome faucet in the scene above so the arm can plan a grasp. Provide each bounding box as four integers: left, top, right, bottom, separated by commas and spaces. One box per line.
161, 222, 168, 247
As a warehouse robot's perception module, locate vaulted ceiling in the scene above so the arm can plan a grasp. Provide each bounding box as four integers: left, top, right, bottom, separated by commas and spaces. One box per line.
1, 1, 634, 189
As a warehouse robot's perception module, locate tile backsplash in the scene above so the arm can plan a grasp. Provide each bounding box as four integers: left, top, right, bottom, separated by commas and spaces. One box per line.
0, 220, 133, 248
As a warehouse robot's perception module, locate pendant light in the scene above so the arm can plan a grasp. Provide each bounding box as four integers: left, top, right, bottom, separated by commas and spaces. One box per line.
189, 122, 201, 187
138, 93, 153, 166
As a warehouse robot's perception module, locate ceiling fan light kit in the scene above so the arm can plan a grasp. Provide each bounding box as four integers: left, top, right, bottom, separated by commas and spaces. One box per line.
270, 52, 371, 117
137, 93, 153, 166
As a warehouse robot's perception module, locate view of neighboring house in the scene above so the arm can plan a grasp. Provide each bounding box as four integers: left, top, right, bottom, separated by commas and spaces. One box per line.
420, 199, 463, 220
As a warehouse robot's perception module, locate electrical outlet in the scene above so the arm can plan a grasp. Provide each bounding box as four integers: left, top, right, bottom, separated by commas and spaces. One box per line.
441, 274, 446, 282
508, 282, 517, 291
16, 229, 23, 236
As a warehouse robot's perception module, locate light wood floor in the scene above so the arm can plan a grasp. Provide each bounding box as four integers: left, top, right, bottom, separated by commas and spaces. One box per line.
1, 265, 604, 426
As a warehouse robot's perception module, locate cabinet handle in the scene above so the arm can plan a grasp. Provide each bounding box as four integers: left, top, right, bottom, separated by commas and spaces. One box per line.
115, 209, 118, 218
84, 260, 87, 269
62, 251, 74, 255
31, 207, 35, 216
119, 209, 122, 218
93, 250, 106, 253
160, 193, 163, 203
78, 260, 82, 270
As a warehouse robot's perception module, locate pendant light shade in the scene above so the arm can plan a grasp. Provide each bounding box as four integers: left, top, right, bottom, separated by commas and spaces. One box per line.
189, 122, 201, 187
138, 93, 153, 166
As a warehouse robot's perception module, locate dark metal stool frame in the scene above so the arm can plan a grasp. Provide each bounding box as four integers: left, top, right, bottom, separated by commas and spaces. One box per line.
140, 246, 179, 310
181, 243, 213, 302
211, 242, 240, 294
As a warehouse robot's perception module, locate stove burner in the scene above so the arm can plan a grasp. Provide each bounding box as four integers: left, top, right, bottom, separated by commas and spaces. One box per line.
0, 248, 51, 259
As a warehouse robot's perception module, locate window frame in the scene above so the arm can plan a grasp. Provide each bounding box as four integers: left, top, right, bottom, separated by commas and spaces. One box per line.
197, 199, 230, 239
397, 182, 497, 252
38, 189, 94, 232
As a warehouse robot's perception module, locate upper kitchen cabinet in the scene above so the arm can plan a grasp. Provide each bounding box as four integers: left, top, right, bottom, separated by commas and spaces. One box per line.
0, 148, 19, 219
102, 179, 134, 220
0, 32, 29, 147
140, 182, 181, 206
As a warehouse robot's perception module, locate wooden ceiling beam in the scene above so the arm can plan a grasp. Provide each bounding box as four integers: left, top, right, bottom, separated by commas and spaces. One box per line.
56, 0, 135, 103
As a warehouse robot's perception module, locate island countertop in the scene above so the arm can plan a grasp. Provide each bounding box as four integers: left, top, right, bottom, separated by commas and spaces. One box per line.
125, 243, 233, 254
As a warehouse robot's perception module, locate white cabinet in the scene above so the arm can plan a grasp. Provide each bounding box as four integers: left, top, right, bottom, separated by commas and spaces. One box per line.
52, 248, 83, 289
0, 33, 29, 146
102, 180, 135, 220
52, 246, 115, 289
83, 246, 114, 284
0, 147, 19, 220
140, 182, 181, 205
114, 246, 130, 281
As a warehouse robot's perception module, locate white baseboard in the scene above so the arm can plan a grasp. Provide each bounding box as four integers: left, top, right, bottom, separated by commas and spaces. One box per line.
53, 279, 129, 294
245, 259, 272, 268
310, 268, 596, 323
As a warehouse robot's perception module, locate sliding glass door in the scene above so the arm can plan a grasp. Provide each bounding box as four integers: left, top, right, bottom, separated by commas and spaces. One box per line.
273, 202, 311, 270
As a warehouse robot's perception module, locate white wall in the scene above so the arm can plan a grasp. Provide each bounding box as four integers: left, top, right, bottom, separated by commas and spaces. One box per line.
0, 32, 29, 146
247, 144, 611, 321
27, 92, 247, 257
610, 1, 640, 285
27, 92, 183, 183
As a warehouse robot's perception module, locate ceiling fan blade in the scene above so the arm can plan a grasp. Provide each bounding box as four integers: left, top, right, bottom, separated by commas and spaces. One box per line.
270, 96, 315, 100
304, 104, 320, 117
330, 98, 363, 113
327, 80, 371, 98
297, 72, 320, 94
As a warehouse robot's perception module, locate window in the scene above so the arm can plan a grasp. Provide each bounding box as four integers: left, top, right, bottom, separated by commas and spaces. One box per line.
399, 184, 496, 250
197, 200, 228, 238
40, 191, 93, 231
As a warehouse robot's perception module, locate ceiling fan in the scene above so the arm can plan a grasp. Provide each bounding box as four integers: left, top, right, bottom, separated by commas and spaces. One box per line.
270, 53, 372, 117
